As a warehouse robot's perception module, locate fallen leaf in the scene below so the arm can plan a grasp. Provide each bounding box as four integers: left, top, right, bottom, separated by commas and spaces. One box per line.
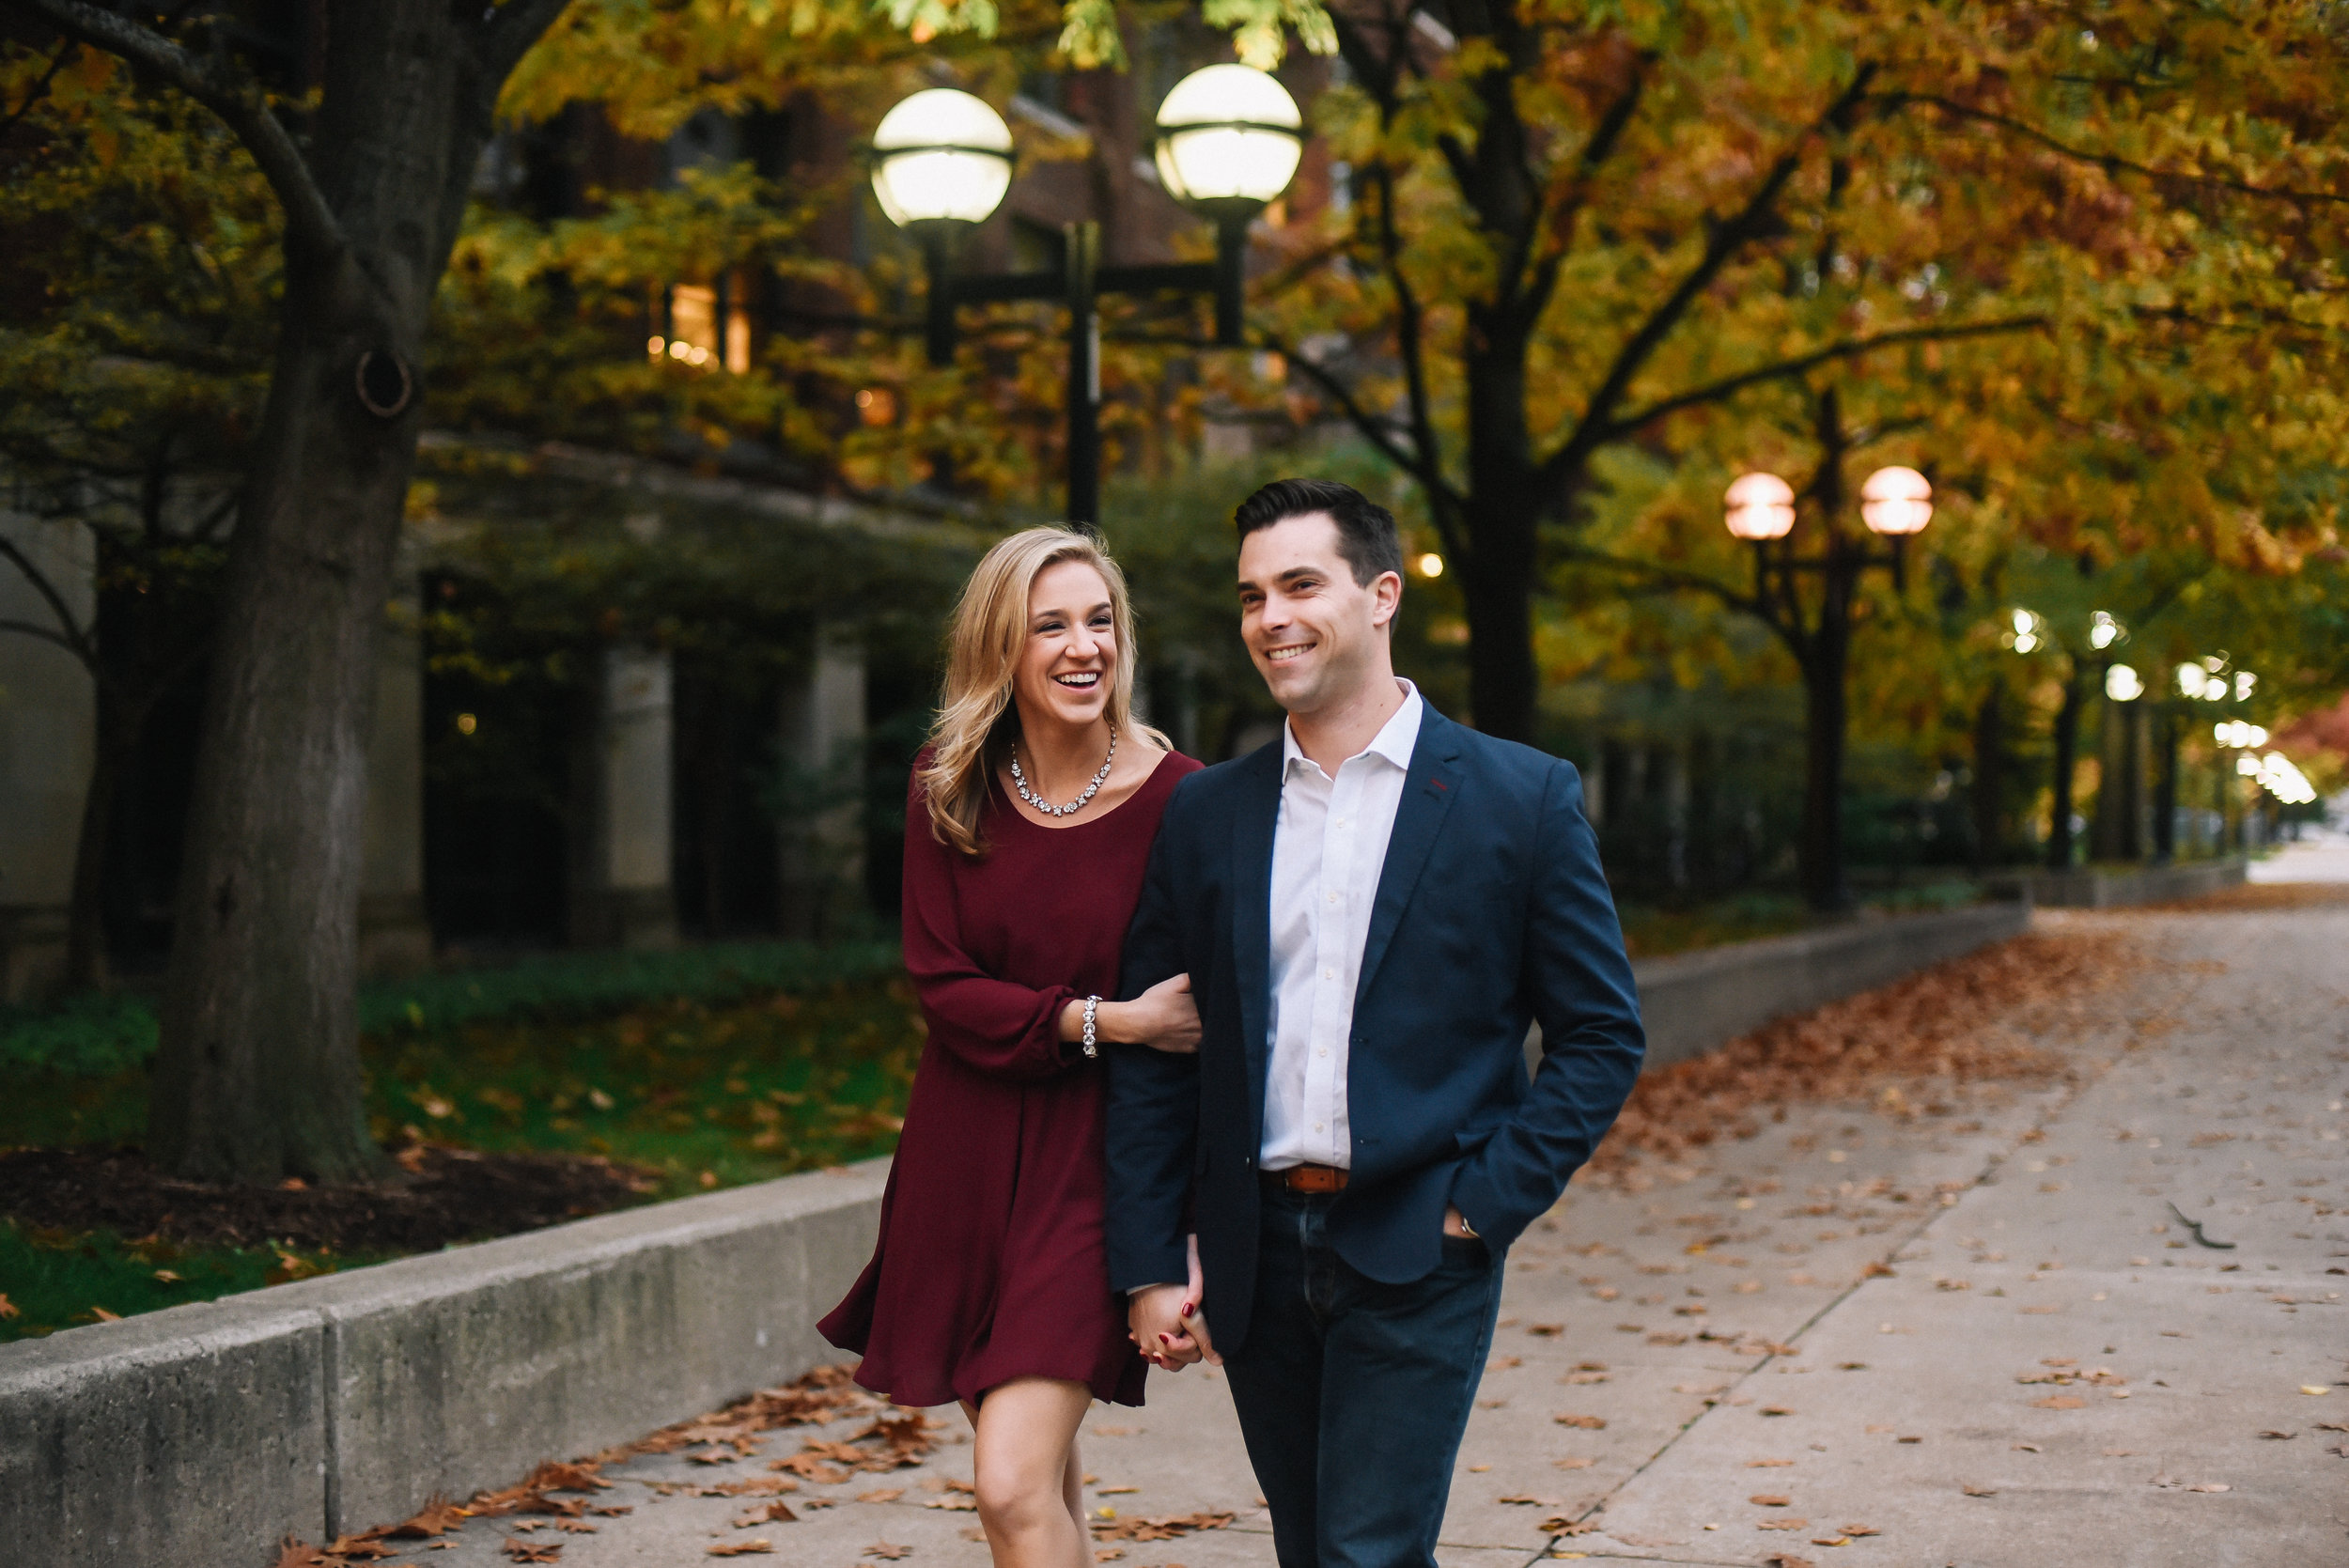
707, 1543, 773, 1558
2012, 1444, 2041, 1453
863, 1544, 912, 1560
1760, 1405, 1794, 1418
1499, 1494, 1560, 1506
1090, 1512, 1233, 1543
1766, 1555, 1816, 1568
1527, 1323, 1564, 1336
502, 1545, 562, 1564
2302, 1386, 2331, 1397
382, 1496, 468, 1537
1552, 1457, 1595, 1469
2257, 1431, 2296, 1440
0, 1294, 15, 1320
924, 1496, 978, 1512
2186, 1483, 2231, 1494
90, 1306, 121, 1323
1097, 1486, 1138, 1496
1811, 1538, 1849, 1547
1750, 1494, 1792, 1507
859, 1488, 906, 1503
1756, 1516, 1810, 1529
1553, 1414, 1606, 1430
2032, 1396, 2085, 1410
1487, 1356, 1522, 1371
1840, 1524, 1879, 1536
274, 1543, 330, 1568
1962, 1484, 1997, 1498
734, 1503, 798, 1527
1095, 1553, 1123, 1562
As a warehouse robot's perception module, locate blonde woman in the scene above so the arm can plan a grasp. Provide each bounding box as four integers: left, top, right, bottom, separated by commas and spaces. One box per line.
820, 528, 1204, 1568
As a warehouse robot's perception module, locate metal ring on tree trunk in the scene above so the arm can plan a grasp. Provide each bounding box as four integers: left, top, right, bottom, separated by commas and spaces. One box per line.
354, 348, 413, 419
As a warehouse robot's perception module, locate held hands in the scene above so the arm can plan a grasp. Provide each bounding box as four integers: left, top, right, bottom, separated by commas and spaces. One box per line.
1129, 1234, 1220, 1371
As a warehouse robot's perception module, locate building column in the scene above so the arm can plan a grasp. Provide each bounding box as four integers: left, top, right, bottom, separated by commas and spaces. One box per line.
568, 646, 679, 950
777, 629, 865, 939
0, 514, 94, 1001
358, 569, 431, 976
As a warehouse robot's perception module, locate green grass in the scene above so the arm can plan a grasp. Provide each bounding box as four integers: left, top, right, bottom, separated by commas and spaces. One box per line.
0, 945, 926, 1340
362, 977, 926, 1199
1617, 895, 1812, 958
0, 1219, 376, 1343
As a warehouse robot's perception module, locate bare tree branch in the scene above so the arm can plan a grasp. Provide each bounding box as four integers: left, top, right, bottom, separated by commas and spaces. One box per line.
0, 616, 89, 659
7, 0, 345, 256
0, 531, 96, 669
1532, 65, 1879, 505
1264, 330, 1465, 520
1596, 314, 2046, 440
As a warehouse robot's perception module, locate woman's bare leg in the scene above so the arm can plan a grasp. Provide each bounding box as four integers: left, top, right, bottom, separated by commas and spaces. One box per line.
967, 1377, 1094, 1568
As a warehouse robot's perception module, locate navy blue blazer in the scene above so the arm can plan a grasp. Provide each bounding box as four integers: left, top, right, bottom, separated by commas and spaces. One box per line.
1105, 704, 1644, 1355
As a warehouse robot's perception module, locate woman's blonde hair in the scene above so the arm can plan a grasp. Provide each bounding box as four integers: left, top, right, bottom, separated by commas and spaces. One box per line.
919, 527, 1164, 857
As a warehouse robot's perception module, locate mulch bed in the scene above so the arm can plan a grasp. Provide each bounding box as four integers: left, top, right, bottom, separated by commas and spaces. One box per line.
0, 1142, 661, 1255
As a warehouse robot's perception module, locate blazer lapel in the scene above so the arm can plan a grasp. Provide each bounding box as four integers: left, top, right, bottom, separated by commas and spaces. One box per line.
1355, 710, 1466, 1001
1229, 740, 1283, 1125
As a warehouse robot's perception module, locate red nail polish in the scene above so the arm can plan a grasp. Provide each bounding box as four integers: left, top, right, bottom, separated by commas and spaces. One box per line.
1180, 1302, 1195, 1316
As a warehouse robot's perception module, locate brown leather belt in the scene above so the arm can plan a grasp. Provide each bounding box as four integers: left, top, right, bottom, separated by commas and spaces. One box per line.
1268, 1163, 1349, 1194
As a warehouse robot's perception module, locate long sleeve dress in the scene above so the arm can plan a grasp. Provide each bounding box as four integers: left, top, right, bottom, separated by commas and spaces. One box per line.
818, 748, 1202, 1409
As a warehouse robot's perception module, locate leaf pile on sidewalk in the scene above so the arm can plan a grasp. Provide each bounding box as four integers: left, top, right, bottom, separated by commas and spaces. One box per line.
282, 1367, 924, 1563
1091, 1510, 1236, 1542
1593, 930, 2139, 1172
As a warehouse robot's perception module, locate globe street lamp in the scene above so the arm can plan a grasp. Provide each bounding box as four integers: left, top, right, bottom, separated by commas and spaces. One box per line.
871, 66, 1304, 529
1717, 458, 1936, 911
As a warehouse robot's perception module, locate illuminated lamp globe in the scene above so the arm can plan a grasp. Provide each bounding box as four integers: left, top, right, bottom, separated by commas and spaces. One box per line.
871, 89, 1015, 232
1153, 65, 1303, 219
1860, 465, 1933, 536
1723, 472, 1797, 540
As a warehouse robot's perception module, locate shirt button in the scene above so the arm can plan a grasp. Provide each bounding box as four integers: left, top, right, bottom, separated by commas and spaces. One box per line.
1314, 1121, 1324, 1132
1323, 969, 1335, 980
1317, 1048, 1328, 1058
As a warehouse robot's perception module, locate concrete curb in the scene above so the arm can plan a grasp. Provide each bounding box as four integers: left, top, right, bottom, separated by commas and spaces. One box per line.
1991, 856, 2246, 909
0, 1160, 889, 1568
1, 904, 2041, 1566
1628, 900, 2032, 1070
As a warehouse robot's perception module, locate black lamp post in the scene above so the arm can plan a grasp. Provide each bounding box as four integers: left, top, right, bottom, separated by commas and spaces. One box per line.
1720, 433, 1935, 913
869, 67, 1304, 531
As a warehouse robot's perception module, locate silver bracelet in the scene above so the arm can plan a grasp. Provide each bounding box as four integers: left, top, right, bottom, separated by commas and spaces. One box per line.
1081, 996, 1100, 1059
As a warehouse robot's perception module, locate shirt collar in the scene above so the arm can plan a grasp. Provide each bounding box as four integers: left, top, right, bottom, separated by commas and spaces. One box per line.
1282, 679, 1423, 776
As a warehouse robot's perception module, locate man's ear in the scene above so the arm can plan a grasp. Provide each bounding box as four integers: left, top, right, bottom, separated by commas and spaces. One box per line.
1369, 569, 1404, 629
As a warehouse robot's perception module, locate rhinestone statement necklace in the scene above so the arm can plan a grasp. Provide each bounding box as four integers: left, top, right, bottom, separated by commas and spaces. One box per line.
1011, 724, 1117, 818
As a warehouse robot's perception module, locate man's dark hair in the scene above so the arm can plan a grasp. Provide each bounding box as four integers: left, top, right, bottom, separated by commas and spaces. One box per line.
1233, 477, 1404, 588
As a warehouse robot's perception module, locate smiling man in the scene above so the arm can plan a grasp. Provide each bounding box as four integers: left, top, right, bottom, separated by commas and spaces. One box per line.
1105, 477, 1645, 1568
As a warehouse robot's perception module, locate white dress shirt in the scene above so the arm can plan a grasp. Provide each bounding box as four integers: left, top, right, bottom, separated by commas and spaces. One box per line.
1260, 679, 1423, 1171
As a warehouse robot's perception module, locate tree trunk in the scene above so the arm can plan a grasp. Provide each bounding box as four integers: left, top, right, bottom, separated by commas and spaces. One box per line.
62, 714, 139, 992
2046, 666, 2083, 871
1460, 338, 1541, 741
1796, 624, 1852, 914
1969, 681, 2003, 872
147, 2, 507, 1183
2151, 703, 2178, 862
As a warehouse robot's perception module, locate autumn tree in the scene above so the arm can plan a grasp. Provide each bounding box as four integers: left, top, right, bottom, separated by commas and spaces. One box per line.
0, 55, 274, 987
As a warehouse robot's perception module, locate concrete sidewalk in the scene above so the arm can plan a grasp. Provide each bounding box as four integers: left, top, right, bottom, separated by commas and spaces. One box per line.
388, 904, 2348, 1568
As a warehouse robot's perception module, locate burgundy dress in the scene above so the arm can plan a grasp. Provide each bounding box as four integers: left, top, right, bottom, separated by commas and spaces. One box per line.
818, 748, 1202, 1408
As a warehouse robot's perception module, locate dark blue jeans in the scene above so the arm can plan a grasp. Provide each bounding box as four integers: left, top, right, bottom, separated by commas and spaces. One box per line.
1222, 1180, 1504, 1568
